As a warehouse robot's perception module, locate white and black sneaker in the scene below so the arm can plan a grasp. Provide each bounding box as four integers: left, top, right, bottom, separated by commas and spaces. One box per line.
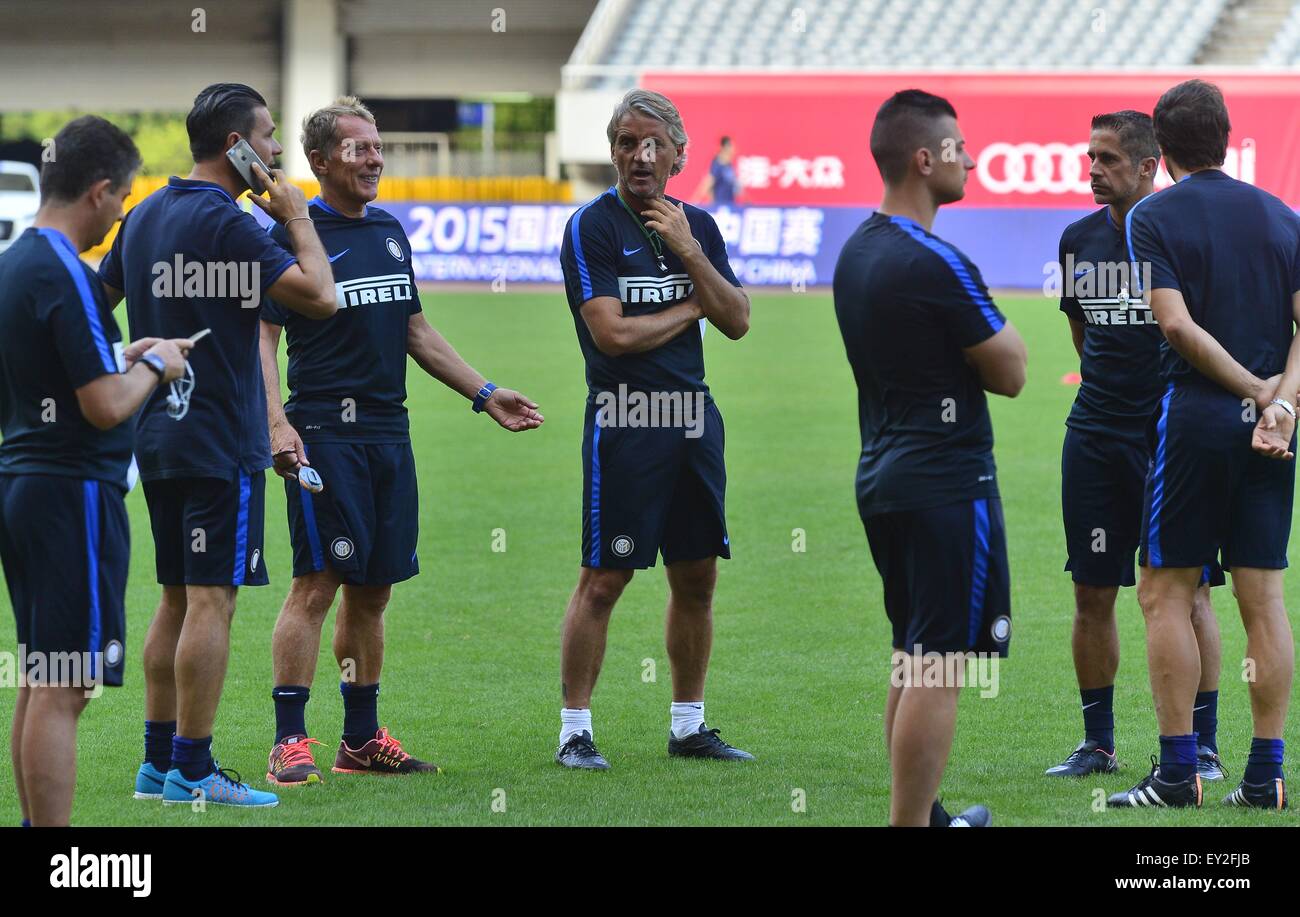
1107, 755, 1202, 808
1222, 777, 1286, 810
555, 730, 610, 770
1045, 739, 1118, 777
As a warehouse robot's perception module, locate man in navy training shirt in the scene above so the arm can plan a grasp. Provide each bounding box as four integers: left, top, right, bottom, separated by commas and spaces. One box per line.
693, 135, 739, 206
259, 97, 543, 786
833, 90, 1026, 827
99, 83, 338, 808
1109, 79, 1300, 811
556, 89, 752, 769
1048, 110, 1225, 782
1, 116, 189, 826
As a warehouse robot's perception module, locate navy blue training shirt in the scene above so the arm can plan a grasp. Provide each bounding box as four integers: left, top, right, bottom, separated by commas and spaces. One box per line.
99, 177, 297, 481
1127, 170, 1300, 389
560, 186, 741, 401
0, 228, 131, 487
262, 197, 420, 443
834, 212, 1007, 517
1059, 206, 1164, 445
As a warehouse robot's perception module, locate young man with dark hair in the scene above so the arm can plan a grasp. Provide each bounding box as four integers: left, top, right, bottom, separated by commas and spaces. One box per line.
835, 89, 1026, 826
1048, 110, 1225, 780
100, 82, 338, 808
1109, 79, 1300, 810
1, 116, 189, 826
260, 97, 542, 786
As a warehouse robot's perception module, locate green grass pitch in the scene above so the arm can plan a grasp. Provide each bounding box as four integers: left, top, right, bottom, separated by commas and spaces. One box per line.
1, 288, 1297, 826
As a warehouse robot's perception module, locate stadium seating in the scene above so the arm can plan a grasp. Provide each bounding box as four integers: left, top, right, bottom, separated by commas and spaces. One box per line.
1263, 1, 1300, 63
581, 0, 1229, 86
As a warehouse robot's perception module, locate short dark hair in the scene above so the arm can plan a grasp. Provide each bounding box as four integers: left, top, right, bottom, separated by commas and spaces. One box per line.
186, 82, 268, 162
1090, 110, 1159, 166
720, 135, 732, 147
870, 89, 958, 185
39, 115, 141, 203
1153, 80, 1230, 171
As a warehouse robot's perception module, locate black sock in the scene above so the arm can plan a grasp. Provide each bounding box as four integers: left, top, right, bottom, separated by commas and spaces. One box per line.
1192, 690, 1218, 753
929, 799, 950, 827
272, 685, 310, 742
1080, 685, 1115, 751
340, 682, 380, 748
172, 735, 214, 782
1244, 737, 1284, 784
1158, 733, 1197, 783
144, 720, 176, 772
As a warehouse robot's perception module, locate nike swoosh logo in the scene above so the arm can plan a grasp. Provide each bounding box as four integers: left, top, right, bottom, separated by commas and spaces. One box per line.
1082, 701, 1099, 710
1074, 268, 1095, 278
1193, 705, 1208, 711
328, 248, 350, 263
342, 748, 370, 766
622, 246, 642, 255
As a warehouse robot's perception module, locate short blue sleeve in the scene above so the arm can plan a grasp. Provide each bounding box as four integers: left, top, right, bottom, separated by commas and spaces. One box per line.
561, 204, 620, 307
1127, 205, 1179, 293
219, 210, 298, 296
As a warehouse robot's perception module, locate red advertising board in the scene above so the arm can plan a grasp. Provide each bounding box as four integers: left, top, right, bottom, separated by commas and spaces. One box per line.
639, 72, 1300, 207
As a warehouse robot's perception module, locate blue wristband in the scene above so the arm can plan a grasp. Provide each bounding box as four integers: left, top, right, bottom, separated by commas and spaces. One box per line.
472, 381, 497, 413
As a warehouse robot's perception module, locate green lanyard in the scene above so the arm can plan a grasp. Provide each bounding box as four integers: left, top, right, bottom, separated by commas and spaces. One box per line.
616, 189, 668, 272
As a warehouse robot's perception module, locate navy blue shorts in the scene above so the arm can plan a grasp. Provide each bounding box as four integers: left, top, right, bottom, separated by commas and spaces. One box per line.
285, 442, 419, 585
0, 474, 128, 686
143, 472, 269, 587
1062, 428, 1224, 587
1140, 383, 1296, 571
864, 497, 1011, 656
581, 398, 730, 569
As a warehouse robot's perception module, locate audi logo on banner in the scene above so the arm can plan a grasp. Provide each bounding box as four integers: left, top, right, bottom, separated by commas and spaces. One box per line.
977, 142, 1090, 195
976, 140, 1257, 195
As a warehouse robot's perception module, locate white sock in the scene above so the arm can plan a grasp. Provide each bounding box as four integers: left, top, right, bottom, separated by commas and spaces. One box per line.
560, 708, 592, 745
671, 701, 705, 739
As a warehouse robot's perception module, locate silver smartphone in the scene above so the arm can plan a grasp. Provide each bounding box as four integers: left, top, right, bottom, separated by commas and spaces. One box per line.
226, 139, 270, 194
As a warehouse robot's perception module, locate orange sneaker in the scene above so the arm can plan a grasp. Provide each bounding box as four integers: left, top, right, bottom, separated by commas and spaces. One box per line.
331, 727, 440, 775
267, 735, 324, 786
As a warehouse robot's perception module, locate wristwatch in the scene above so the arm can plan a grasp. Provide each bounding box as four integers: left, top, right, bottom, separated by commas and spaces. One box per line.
139, 352, 167, 381
472, 382, 498, 413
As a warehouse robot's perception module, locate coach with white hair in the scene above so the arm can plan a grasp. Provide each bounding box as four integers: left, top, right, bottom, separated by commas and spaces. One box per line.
556, 89, 752, 769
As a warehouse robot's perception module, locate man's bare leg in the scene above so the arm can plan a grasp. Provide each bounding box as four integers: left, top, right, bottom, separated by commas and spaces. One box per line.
1136, 566, 1201, 737
1230, 568, 1294, 739
10, 685, 29, 823
556, 567, 632, 765
889, 653, 960, 827
664, 557, 715, 704
142, 586, 186, 723
559, 567, 633, 710
20, 686, 89, 826
174, 585, 236, 741
272, 570, 341, 689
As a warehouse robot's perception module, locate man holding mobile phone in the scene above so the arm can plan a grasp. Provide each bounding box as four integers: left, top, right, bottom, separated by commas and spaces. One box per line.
99, 82, 337, 808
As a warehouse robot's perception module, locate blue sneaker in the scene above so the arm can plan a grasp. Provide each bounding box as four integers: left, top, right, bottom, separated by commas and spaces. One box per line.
133, 761, 168, 800
161, 764, 279, 808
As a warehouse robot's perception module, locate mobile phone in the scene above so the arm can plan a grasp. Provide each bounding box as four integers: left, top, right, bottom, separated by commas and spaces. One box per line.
226, 139, 270, 194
